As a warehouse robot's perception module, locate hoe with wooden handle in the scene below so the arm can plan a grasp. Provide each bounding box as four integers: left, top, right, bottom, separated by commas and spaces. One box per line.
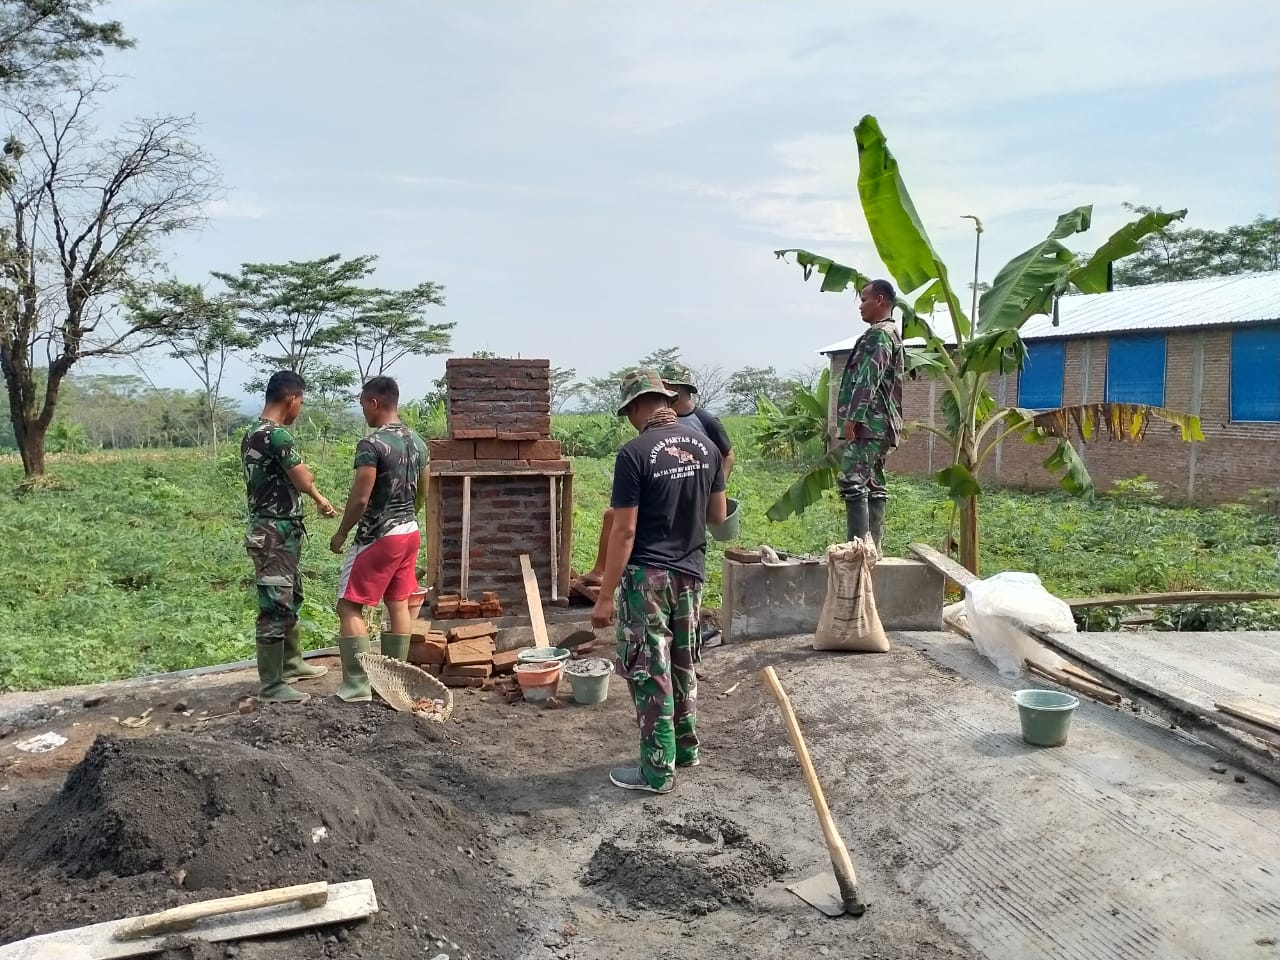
760, 666, 866, 918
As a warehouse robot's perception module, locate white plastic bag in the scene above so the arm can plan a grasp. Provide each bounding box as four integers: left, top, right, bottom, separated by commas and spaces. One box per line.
963, 571, 1074, 677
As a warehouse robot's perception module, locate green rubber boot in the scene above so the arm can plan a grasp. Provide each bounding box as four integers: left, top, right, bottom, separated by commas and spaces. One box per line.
257, 641, 310, 704
336, 635, 372, 703
868, 499, 887, 553
282, 625, 328, 683
844, 497, 869, 543
380, 632, 411, 661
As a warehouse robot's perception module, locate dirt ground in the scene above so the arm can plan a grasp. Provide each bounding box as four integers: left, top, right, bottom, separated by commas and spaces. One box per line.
0, 642, 977, 960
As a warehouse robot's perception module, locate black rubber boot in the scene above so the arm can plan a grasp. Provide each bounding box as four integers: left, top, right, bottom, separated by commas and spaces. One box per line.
844, 498, 869, 542
868, 499, 887, 553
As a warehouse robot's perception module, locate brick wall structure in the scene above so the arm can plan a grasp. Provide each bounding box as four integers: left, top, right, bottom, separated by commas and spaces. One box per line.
826, 326, 1280, 504
426, 358, 572, 610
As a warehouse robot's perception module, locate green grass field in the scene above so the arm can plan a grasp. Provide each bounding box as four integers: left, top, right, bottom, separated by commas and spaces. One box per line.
0, 445, 1276, 691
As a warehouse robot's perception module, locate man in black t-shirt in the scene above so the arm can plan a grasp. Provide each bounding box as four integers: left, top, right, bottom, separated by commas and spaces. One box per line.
574, 362, 734, 594
592, 369, 728, 794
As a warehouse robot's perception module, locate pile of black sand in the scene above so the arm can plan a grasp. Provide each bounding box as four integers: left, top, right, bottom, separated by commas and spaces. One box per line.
0, 699, 522, 959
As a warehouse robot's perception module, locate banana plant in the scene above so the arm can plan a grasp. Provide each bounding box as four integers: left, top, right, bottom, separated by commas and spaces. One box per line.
768, 115, 1203, 574
754, 368, 830, 460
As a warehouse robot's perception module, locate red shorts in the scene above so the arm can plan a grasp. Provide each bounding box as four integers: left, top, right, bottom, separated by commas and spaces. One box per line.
338, 524, 421, 606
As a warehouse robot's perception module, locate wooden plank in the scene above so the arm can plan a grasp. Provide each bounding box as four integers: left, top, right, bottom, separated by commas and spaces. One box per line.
519, 553, 550, 649
460, 475, 472, 600
116, 882, 329, 940
1065, 590, 1280, 610
907, 542, 977, 589
557, 472, 574, 602
1026, 625, 1280, 753
0, 879, 377, 960
1025, 659, 1123, 706
428, 467, 572, 477
549, 476, 559, 602
425, 474, 442, 594
1216, 699, 1280, 735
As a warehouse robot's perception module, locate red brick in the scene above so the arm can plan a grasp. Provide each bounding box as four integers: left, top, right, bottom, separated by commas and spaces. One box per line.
429, 439, 475, 459
450, 427, 498, 440
409, 618, 434, 640
408, 637, 446, 666
441, 662, 492, 679
475, 438, 523, 459
447, 621, 498, 642
457, 600, 481, 618
518, 440, 562, 460
492, 649, 524, 675
446, 637, 495, 666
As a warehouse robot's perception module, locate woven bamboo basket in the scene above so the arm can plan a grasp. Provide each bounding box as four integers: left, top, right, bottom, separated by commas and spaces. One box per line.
357, 652, 454, 722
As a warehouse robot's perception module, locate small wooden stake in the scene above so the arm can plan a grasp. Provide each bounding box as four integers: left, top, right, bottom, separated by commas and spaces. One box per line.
460, 475, 472, 600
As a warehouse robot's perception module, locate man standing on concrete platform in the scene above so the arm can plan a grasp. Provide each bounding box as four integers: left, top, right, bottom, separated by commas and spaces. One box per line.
836, 279, 905, 550
576, 361, 735, 593
592, 369, 728, 794
242, 371, 336, 705
328, 376, 429, 702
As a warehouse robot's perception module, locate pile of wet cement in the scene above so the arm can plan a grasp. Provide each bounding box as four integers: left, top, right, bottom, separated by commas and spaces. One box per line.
582, 808, 787, 918
0, 699, 521, 959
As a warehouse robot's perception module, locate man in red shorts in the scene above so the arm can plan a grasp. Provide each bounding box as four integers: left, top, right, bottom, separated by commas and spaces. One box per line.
328, 376, 429, 702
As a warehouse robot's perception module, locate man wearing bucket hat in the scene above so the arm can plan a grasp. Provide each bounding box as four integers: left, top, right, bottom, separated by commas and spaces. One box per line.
659, 361, 736, 481
575, 360, 735, 592
592, 369, 728, 794
836, 279, 905, 550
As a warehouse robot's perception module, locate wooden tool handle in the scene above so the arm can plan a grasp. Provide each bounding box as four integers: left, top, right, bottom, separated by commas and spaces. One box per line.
113, 881, 330, 941
759, 666, 862, 909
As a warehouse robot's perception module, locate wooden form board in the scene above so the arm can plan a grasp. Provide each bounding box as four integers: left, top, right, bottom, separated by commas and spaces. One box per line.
520, 553, 550, 649
0, 879, 377, 960
907, 542, 977, 590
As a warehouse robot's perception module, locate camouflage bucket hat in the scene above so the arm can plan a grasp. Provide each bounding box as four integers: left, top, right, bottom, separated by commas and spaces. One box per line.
660, 362, 698, 392
616, 368, 678, 415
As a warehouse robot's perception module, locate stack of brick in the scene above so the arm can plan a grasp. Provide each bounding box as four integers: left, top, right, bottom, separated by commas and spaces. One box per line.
407, 620, 527, 689
433, 591, 503, 620
445, 357, 553, 441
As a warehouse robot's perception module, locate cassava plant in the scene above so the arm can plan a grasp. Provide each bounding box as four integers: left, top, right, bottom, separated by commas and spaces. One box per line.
768, 115, 1203, 574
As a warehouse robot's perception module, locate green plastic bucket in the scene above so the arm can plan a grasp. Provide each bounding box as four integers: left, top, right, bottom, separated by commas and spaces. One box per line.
1014, 689, 1079, 747
564, 657, 612, 705
708, 497, 741, 542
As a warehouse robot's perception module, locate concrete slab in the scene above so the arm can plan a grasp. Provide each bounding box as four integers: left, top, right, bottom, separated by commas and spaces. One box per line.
721, 556, 943, 642
747, 630, 1280, 959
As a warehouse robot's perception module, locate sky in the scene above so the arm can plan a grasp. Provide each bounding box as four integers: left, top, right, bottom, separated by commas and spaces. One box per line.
85, 0, 1280, 404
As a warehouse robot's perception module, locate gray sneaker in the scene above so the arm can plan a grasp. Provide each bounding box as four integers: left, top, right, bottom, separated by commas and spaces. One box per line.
677, 755, 700, 768
609, 767, 673, 794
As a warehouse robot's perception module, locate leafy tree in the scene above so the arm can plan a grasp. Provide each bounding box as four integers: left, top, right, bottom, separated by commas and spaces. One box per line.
335, 280, 451, 384
770, 115, 1201, 573
727, 365, 789, 415
0, 78, 219, 476
575, 347, 685, 413
0, 0, 129, 88
754, 368, 830, 460
126, 280, 257, 454
213, 254, 376, 401
1113, 205, 1280, 286
549, 365, 577, 413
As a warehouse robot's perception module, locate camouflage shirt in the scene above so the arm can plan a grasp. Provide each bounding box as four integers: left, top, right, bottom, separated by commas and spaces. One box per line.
242, 419, 304, 523
837, 320, 906, 447
353, 422, 429, 546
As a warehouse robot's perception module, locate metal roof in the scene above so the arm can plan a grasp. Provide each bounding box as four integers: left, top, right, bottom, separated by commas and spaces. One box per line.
819, 271, 1280, 353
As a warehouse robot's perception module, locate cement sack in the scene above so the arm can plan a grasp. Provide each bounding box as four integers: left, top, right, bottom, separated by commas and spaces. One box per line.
813, 537, 889, 653
964, 571, 1074, 677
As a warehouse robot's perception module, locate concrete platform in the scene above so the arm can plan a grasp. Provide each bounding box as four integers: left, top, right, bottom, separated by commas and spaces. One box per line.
731, 631, 1280, 959
720, 556, 944, 642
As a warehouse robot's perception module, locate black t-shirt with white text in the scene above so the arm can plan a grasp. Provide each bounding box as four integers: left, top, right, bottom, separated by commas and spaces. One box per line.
610, 423, 726, 581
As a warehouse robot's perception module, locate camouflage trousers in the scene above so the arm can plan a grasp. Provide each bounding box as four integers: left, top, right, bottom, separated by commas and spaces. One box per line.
245, 519, 304, 644
837, 439, 892, 501
614, 565, 703, 791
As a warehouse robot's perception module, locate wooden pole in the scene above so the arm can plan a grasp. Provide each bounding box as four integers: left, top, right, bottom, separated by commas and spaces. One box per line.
460, 476, 472, 600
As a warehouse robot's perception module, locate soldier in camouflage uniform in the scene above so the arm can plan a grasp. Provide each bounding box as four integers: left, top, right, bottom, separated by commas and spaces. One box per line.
835, 279, 905, 549
328, 376, 429, 702
591, 369, 728, 794
242, 371, 336, 704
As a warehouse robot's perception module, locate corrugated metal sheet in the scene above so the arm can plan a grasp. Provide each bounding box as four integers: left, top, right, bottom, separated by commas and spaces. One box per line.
818, 271, 1280, 353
